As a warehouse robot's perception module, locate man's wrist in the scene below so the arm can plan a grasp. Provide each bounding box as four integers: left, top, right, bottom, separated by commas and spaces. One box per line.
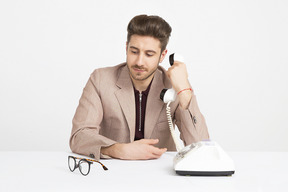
101, 143, 124, 159
177, 88, 193, 95
101, 144, 116, 157
178, 89, 193, 109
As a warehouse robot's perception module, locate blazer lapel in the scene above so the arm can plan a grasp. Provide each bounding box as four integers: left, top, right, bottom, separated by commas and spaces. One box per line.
144, 69, 166, 139
115, 65, 135, 142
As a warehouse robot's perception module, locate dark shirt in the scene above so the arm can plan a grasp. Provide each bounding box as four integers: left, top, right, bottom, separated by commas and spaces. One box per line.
133, 81, 152, 140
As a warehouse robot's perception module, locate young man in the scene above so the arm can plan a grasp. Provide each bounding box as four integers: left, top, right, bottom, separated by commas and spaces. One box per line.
70, 15, 209, 160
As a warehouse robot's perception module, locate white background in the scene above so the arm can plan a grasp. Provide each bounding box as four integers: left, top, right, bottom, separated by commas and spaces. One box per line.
0, 0, 287, 152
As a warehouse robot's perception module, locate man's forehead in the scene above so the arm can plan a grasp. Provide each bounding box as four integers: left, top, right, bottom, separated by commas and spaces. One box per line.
128, 35, 161, 51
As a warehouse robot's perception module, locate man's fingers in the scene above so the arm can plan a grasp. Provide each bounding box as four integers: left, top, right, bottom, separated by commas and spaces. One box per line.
138, 139, 159, 145
139, 148, 165, 160
148, 147, 167, 159
148, 145, 167, 157
127, 139, 167, 160
152, 147, 167, 156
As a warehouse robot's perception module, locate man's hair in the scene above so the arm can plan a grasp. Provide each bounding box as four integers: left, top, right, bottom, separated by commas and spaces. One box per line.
127, 14, 172, 52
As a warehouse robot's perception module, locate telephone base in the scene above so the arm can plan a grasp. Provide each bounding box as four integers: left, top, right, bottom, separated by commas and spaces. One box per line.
173, 141, 235, 177
176, 170, 235, 176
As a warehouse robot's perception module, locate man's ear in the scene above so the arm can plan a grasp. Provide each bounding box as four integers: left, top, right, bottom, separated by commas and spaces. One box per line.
159, 49, 168, 63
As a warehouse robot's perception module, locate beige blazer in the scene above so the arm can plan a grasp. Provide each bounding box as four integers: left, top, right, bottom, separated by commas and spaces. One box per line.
70, 63, 209, 160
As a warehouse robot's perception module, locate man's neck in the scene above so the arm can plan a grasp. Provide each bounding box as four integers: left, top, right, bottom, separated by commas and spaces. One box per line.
131, 75, 154, 93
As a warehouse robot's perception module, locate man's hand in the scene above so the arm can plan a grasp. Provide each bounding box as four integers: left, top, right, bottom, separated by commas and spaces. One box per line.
166, 61, 193, 109
101, 139, 167, 160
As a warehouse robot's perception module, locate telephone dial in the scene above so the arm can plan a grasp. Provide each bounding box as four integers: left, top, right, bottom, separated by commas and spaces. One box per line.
160, 53, 235, 176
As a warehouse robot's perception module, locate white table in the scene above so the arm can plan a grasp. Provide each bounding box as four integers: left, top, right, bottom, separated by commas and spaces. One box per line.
0, 151, 287, 192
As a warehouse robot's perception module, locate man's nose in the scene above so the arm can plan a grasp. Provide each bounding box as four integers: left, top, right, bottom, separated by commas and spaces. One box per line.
135, 53, 144, 66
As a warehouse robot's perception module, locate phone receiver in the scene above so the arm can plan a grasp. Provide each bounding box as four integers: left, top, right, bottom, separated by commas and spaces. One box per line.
160, 53, 184, 103
169, 53, 184, 66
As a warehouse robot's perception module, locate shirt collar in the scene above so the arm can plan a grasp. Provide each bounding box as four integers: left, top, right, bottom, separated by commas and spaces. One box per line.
133, 78, 153, 96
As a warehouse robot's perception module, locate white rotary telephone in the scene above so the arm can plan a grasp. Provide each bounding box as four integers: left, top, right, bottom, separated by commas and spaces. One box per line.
160, 53, 235, 176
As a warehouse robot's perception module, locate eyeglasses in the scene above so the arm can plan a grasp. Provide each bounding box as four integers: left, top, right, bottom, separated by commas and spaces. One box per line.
68, 156, 108, 176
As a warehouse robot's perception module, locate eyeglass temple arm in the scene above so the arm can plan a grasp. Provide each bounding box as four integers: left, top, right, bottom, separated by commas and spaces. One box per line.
86, 158, 108, 170
73, 156, 108, 171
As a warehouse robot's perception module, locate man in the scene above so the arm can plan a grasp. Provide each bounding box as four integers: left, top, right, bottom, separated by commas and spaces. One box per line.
70, 15, 209, 160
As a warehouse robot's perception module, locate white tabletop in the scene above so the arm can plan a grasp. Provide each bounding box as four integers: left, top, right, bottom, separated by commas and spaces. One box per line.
0, 151, 287, 192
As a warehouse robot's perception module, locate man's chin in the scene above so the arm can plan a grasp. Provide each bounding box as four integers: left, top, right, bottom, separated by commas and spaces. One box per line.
131, 75, 146, 81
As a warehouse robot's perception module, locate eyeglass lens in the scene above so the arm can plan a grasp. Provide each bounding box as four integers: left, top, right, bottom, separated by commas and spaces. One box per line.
68, 156, 91, 176
79, 160, 90, 176
68, 156, 76, 172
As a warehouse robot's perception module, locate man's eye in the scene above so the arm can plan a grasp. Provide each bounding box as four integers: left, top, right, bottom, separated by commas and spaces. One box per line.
146, 53, 154, 57
131, 50, 138, 54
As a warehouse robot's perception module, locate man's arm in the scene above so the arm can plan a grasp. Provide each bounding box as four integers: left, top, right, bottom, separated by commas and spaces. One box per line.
101, 139, 167, 160
70, 75, 117, 160
166, 61, 209, 145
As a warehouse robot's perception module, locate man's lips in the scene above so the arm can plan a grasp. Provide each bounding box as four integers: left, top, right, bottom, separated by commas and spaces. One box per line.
132, 67, 146, 72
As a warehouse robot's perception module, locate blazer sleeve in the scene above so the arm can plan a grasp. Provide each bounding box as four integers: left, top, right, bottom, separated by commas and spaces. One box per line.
69, 72, 116, 160
174, 93, 209, 146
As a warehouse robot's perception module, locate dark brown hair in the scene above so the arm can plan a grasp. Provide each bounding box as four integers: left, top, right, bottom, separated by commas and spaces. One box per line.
127, 15, 172, 52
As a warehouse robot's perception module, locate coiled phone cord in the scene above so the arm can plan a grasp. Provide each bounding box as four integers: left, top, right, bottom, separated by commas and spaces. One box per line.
166, 101, 182, 152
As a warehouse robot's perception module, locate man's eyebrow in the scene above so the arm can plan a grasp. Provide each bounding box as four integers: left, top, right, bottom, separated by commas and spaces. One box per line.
146, 50, 156, 54
129, 46, 157, 54
129, 46, 139, 50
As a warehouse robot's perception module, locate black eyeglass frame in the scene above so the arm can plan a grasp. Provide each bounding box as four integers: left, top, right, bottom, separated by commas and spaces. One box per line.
68, 156, 108, 176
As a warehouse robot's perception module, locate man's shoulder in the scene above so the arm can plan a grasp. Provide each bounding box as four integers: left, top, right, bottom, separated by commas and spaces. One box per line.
92, 63, 126, 74
90, 63, 126, 79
